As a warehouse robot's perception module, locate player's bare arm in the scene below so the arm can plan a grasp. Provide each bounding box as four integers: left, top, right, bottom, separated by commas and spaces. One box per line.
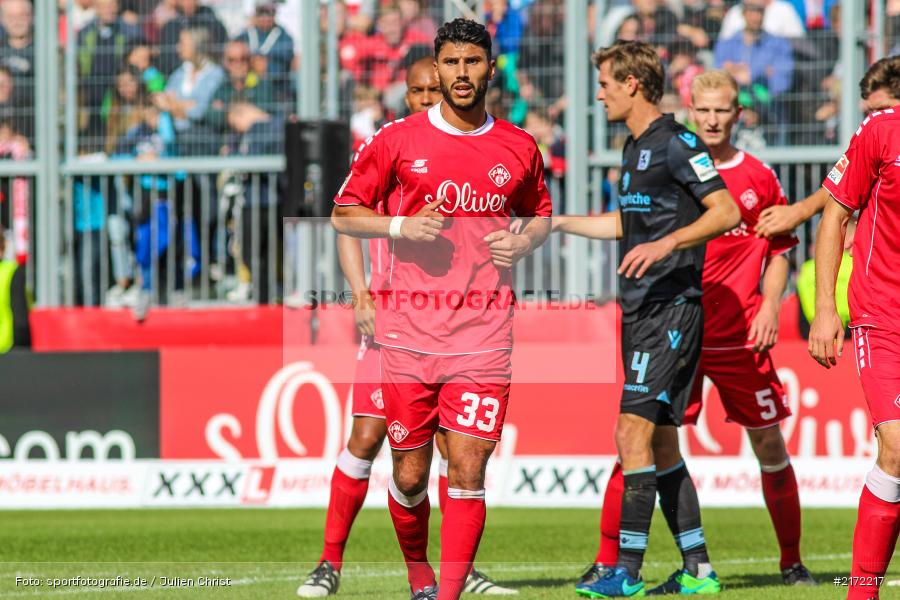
336, 234, 375, 336
484, 217, 551, 269
755, 187, 829, 239
748, 254, 789, 352
551, 211, 622, 240
331, 196, 446, 241
808, 198, 853, 368
619, 188, 740, 279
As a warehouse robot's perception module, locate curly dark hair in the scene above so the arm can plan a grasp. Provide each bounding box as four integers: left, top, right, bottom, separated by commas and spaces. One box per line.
860, 55, 900, 102
434, 18, 492, 60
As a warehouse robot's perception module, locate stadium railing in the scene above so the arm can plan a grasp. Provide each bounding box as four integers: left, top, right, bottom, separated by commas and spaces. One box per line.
9, 0, 893, 308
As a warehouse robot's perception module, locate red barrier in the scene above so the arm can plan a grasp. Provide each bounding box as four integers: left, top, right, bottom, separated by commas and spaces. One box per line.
31, 297, 804, 351
159, 339, 867, 460
31, 306, 309, 350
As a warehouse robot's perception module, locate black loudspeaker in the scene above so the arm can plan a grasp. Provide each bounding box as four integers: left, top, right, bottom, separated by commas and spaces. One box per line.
284, 118, 351, 218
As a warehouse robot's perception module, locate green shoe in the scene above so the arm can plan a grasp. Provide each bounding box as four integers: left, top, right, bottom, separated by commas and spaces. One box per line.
646, 570, 721, 595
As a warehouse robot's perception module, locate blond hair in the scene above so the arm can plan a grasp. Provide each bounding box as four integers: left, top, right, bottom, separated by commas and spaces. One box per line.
592, 40, 664, 104
690, 70, 740, 108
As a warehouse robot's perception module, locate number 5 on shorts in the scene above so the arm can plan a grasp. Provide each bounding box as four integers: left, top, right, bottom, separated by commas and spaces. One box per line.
756, 389, 777, 420
457, 392, 500, 433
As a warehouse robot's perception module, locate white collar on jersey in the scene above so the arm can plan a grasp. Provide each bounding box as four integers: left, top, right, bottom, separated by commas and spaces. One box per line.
715, 150, 745, 170
427, 102, 495, 136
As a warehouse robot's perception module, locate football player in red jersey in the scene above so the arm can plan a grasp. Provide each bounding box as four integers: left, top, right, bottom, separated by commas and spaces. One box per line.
298, 57, 516, 598
556, 69, 817, 589
754, 57, 900, 240
332, 19, 551, 600
810, 60, 900, 600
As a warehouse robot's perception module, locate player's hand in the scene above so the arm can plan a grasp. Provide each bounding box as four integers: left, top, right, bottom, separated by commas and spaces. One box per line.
483, 229, 532, 269
352, 289, 376, 337
618, 236, 677, 279
748, 301, 779, 352
755, 204, 802, 239
808, 310, 845, 369
400, 196, 446, 242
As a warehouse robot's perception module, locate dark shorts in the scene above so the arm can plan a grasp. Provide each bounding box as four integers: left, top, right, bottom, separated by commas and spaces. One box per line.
620, 300, 703, 426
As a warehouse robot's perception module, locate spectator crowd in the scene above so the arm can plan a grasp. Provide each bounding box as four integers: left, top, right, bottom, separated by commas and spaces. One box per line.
0, 0, 897, 309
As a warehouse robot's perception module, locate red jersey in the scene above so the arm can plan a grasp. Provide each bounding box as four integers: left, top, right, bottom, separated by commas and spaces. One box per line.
822, 106, 900, 330
701, 151, 798, 349
335, 103, 552, 354
367, 217, 389, 291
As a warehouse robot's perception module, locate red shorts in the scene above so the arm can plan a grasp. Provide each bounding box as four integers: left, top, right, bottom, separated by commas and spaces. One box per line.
380, 346, 512, 450
351, 336, 384, 419
684, 347, 791, 428
852, 326, 900, 427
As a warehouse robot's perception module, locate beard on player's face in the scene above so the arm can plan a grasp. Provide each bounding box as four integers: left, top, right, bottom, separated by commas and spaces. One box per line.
440, 77, 489, 112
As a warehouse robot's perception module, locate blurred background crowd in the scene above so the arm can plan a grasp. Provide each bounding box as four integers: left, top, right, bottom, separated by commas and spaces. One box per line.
0, 0, 892, 160
0, 0, 896, 313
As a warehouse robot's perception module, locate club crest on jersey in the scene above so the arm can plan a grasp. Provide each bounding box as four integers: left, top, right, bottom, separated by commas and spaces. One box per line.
388, 420, 409, 443
637, 150, 652, 170
488, 163, 512, 187
411, 159, 428, 174
740, 189, 759, 210
894, 394, 900, 409
371, 388, 384, 410
828, 154, 849, 184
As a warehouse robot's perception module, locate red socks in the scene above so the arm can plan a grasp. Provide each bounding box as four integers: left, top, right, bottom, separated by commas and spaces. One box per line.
596, 461, 623, 566
848, 482, 900, 599
438, 488, 486, 600
388, 479, 436, 591
760, 463, 802, 570
438, 459, 449, 514
320, 450, 373, 570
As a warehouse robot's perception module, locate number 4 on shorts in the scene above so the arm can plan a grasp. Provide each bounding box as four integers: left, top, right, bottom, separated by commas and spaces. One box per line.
631, 352, 650, 384
457, 392, 500, 433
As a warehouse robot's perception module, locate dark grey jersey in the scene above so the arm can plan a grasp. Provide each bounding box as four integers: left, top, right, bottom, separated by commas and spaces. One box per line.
618, 114, 727, 322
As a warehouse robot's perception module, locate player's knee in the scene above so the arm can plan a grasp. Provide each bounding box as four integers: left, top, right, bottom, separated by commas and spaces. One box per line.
876, 425, 900, 475
347, 428, 384, 460
651, 428, 681, 470
447, 458, 487, 490
393, 467, 429, 496
748, 426, 787, 465
651, 442, 681, 471
615, 416, 653, 462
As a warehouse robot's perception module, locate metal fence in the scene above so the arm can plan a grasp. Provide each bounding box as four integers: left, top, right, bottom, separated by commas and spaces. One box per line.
1, 0, 890, 308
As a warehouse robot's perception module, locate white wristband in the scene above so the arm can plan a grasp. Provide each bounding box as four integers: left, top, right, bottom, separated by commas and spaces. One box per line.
389, 216, 406, 239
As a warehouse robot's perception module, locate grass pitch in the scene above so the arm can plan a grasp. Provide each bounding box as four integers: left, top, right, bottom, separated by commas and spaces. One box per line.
0, 507, 890, 598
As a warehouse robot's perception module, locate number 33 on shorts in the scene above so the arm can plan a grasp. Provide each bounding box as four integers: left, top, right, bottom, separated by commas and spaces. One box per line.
456, 392, 500, 433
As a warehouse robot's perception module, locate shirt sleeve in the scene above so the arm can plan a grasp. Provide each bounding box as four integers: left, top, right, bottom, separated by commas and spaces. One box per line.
666, 133, 727, 208
822, 122, 881, 211
333, 128, 394, 211
762, 164, 799, 257
513, 141, 553, 217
